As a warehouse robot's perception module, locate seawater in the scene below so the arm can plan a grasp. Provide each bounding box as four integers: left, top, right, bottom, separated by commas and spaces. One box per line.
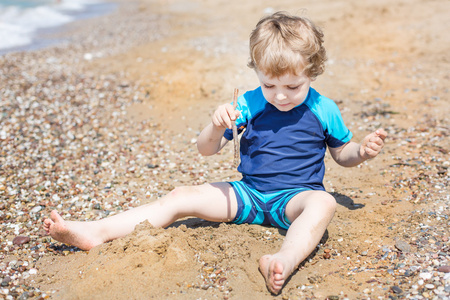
0, 0, 116, 54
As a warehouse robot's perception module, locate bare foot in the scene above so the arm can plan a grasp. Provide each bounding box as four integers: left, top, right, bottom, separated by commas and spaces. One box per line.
43, 210, 104, 250
259, 254, 294, 294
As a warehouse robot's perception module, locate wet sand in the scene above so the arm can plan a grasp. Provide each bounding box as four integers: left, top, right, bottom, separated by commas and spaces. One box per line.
0, 0, 449, 299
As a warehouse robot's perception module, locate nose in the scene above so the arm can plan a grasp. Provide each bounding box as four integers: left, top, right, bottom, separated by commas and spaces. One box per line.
276, 92, 286, 101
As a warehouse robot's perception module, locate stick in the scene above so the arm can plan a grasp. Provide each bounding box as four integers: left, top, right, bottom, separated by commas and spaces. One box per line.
232, 88, 239, 168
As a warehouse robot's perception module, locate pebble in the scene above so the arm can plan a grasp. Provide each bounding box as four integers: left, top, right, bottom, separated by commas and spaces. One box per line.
29, 269, 37, 275
391, 285, 402, 294
419, 272, 433, 280
12, 236, 30, 246
18, 292, 30, 300
438, 266, 450, 273
394, 239, 411, 253
30, 206, 43, 214
1, 277, 11, 287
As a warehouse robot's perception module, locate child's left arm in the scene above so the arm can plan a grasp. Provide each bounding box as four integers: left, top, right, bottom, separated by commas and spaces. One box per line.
329, 129, 387, 167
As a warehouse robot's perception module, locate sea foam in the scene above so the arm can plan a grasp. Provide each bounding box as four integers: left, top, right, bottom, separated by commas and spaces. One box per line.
0, 0, 107, 53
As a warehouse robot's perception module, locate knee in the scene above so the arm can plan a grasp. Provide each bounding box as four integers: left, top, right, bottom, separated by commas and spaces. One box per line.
157, 186, 191, 216
166, 186, 190, 202
311, 191, 336, 215
164, 185, 200, 206
320, 192, 337, 214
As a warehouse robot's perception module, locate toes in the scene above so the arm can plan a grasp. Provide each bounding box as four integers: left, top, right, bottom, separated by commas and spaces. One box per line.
270, 285, 282, 295
43, 218, 53, 230
273, 272, 284, 280
50, 210, 66, 226
259, 255, 288, 294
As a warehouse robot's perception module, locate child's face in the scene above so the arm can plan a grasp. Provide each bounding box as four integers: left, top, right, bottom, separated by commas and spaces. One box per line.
257, 70, 312, 112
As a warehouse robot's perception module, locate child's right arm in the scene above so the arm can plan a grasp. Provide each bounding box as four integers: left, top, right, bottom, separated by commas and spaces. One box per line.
197, 103, 240, 156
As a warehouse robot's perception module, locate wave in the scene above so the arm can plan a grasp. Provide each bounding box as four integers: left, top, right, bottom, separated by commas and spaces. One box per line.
0, 0, 109, 52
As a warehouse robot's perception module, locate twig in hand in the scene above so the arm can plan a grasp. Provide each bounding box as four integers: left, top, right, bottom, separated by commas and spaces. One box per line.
232, 88, 239, 168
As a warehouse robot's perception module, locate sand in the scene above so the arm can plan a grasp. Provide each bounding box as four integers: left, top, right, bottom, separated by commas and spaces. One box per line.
1, 0, 449, 299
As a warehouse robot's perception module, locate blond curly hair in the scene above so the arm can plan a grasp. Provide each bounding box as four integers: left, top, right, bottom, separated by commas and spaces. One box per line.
248, 11, 327, 79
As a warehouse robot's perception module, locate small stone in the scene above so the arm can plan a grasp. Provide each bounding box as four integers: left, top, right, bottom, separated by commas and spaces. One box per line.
217, 277, 226, 285
419, 272, 432, 280
395, 239, 411, 253
18, 291, 30, 300
29, 268, 37, 275
1, 277, 11, 287
30, 206, 42, 214
425, 284, 434, 289
437, 266, 450, 273
391, 286, 402, 294
84, 53, 93, 60
326, 296, 339, 300
12, 236, 30, 245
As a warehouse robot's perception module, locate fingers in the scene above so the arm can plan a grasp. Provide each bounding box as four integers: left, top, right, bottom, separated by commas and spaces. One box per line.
363, 128, 387, 158
212, 104, 240, 129
368, 136, 383, 148
363, 145, 380, 158
375, 128, 388, 140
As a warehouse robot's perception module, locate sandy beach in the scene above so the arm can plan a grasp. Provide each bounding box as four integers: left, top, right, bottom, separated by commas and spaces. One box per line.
0, 0, 449, 299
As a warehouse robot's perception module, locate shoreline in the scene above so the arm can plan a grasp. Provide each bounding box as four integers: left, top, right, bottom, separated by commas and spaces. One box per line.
0, 0, 118, 56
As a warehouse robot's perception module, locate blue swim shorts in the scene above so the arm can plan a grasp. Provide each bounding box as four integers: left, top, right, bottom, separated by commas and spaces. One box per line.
228, 181, 310, 230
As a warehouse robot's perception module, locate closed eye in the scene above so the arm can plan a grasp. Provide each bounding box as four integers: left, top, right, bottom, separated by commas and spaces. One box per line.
287, 85, 300, 90
263, 84, 274, 89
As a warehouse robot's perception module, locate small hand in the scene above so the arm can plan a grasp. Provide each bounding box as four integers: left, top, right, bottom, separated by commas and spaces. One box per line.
212, 103, 240, 129
360, 128, 387, 159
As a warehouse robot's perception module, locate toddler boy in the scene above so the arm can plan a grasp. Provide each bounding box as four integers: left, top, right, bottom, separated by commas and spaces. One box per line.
44, 11, 387, 294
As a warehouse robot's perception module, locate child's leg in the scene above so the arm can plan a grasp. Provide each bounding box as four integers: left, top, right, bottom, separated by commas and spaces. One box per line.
43, 182, 238, 250
259, 190, 336, 294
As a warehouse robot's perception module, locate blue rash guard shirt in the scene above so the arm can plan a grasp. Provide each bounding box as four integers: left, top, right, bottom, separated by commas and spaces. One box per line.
224, 86, 352, 192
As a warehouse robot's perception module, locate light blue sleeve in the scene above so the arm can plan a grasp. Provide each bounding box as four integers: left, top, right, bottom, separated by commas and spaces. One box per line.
305, 88, 353, 147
